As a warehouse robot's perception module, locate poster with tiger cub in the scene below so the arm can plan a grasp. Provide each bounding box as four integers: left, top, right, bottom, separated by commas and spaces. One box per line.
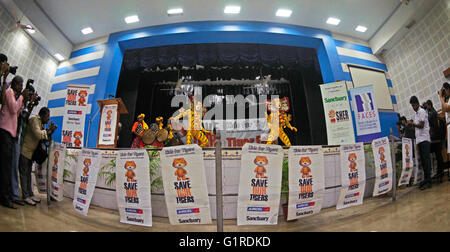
287, 146, 324, 220
50, 142, 66, 202
237, 143, 284, 226
115, 149, 152, 227
336, 143, 366, 210
398, 138, 413, 186
160, 145, 212, 225
73, 149, 101, 216
371, 137, 393, 196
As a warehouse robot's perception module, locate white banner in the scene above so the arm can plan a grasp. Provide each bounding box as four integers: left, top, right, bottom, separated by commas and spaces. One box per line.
320, 82, 355, 145
350, 85, 382, 142
398, 138, 413, 186
337, 143, 366, 210
116, 150, 152, 227
34, 161, 47, 194
98, 104, 118, 146
413, 141, 424, 185
62, 85, 91, 148
160, 145, 212, 225
50, 142, 66, 201
237, 143, 284, 225
371, 137, 393, 196
73, 149, 101, 216
287, 146, 324, 220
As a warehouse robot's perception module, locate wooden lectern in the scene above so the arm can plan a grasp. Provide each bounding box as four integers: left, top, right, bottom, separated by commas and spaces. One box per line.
96, 98, 128, 148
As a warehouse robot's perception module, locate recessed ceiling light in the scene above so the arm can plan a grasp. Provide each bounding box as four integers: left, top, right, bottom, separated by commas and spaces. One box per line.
167, 8, 183, 15
27, 28, 36, 34
355, 25, 368, 32
81, 27, 93, 35
276, 9, 292, 17
326, 17, 341, 26
224, 5, 241, 14
54, 53, 65, 61
125, 15, 139, 24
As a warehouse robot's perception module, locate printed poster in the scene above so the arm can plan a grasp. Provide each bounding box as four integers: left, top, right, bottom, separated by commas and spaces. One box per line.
98, 104, 118, 146
337, 143, 366, 210
160, 145, 212, 225
116, 149, 152, 227
34, 161, 47, 194
237, 143, 284, 225
398, 138, 413, 186
350, 85, 382, 142
320, 82, 355, 145
287, 146, 325, 220
73, 149, 101, 216
413, 142, 424, 185
50, 142, 66, 201
371, 137, 393, 196
62, 84, 91, 148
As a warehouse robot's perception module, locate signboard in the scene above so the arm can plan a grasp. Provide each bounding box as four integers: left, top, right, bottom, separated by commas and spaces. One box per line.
116, 149, 152, 227
320, 82, 355, 145
62, 84, 91, 148
337, 143, 366, 210
50, 142, 66, 201
160, 145, 212, 225
350, 85, 382, 142
98, 104, 118, 146
73, 149, 101, 216
287, 146, 325, 220
398, 138, 413, 186
371, 137, 393, 196
237, 143, 284, 225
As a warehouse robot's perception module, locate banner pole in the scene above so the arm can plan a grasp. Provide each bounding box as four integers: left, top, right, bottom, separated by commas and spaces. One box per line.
215, 130, 224, 232
390, 128, 397, 202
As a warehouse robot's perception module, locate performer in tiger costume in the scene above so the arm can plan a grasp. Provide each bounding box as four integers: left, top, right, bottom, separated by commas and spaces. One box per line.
266, 97, 297, 146
131, 114, 149, 148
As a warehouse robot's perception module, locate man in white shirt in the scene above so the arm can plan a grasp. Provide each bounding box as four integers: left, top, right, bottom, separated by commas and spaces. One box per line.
409, 96, 432, 190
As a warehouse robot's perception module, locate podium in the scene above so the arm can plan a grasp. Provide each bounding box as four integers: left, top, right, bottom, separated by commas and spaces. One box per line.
96, 98, 128, 148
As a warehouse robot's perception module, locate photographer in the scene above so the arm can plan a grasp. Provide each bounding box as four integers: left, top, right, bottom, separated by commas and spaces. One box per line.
0, 75, 29, 209
438, 82, 450, 181
19, 107, 56, 206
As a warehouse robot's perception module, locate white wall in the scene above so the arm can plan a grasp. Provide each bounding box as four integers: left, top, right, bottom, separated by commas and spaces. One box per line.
382, 0, 450, 119
0, 3, 57, 114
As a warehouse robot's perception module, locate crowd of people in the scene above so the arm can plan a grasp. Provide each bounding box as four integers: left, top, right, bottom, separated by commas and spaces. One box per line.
0, 53, 56, 209
398, 82, 450, 190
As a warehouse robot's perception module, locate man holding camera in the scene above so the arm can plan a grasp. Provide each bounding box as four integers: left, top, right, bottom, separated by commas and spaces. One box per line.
438, 82, 450, 181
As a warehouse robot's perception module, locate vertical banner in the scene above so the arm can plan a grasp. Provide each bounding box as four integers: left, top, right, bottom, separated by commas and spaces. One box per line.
73, 149, 101, 216
398, 138, 413, 186
320, 82, 355, 145
337, 143, 366, 210
237, 143, 284, 225
62, 84, 91, 148
160, 145, 212, 225
35, 162, 47, 193
371, 137, 393, 196
350, 85, 382, 142
50, 142, 66, 201
287, 146, 325, 220
98, 104, 118, 146
413, 141, 424, 185
116, 150, 152, 227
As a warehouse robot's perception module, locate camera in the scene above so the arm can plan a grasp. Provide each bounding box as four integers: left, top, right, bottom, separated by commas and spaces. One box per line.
26, 79, 41, 105
8, 65, 18, 75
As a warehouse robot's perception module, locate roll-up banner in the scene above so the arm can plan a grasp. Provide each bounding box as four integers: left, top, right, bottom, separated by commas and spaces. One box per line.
371, 137, 393, 196
350, 85, 382, 142
413, 141, 424, 185
73, 149, 101, 216
160, 145, 212, 225
237, 143, 284, 225
398, 138, 413, 186
287, 146, 324, 220
116, 149, 152, 227
337, 143, 366, 210
320, 82, 356, 145
62, 84, 92, 148
35, 161, 47, 194
50, 142, 66, 201
98, 104, 118, 146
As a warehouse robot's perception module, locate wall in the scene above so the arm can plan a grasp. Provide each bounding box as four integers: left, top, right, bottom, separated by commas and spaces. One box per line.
383, 0, 450, 119
47, 21, 399, 147
0, 3, 57, 114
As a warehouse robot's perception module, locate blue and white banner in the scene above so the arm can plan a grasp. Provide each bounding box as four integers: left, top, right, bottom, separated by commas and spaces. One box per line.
350, 85, 381, 142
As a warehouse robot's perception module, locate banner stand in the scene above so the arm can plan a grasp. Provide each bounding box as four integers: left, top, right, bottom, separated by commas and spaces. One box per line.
390, 129, 397, 202
46, 142, 52, 206
215, 131, 224, 232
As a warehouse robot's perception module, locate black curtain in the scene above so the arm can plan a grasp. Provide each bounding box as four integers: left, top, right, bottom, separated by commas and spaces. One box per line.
116, 43, 326, 147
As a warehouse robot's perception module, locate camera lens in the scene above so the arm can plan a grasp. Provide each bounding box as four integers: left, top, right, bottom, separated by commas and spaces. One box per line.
9, 66, 18, 75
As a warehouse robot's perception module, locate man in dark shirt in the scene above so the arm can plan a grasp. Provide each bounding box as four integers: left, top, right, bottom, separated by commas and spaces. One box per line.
425, 100, 444, 182
399, 116, 415, 140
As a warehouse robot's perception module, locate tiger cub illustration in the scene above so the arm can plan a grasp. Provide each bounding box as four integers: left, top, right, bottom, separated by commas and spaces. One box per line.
173, 158, 189, 181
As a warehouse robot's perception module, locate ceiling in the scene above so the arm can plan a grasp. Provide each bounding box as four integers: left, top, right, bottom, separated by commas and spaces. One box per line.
35, 0, 401, 45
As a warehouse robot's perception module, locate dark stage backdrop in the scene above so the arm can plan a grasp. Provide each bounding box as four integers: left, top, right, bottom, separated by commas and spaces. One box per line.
116, 43, 326, 147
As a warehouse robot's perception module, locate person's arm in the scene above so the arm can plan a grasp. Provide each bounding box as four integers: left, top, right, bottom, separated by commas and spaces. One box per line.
4, 88, 24, 114
29, 117, 48, 141
412, 111, 426, 129
438, 90, 450, 113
